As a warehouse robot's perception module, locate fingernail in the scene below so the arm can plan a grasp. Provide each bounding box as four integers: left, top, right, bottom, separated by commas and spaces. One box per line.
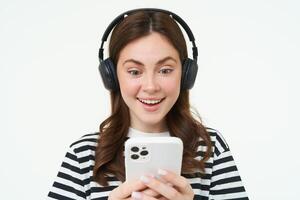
132, 191, 142, 200
149, 173, 155, 178
140, 175, 150, 184
158, 169, 167, 176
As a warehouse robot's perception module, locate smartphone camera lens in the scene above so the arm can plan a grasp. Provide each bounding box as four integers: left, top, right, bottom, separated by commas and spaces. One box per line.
131, 146, 139, 152
140, 150, 148, 156
131, 154, 139, 160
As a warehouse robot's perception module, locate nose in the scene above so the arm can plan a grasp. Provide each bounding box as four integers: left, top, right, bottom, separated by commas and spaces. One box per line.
142, 73, 160, 93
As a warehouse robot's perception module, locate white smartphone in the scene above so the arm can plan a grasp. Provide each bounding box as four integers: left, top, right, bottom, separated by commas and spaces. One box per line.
124, 136, 183, 181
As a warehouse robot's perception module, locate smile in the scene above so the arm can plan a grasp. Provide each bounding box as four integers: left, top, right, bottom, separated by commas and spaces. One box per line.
137, 98, 165, 105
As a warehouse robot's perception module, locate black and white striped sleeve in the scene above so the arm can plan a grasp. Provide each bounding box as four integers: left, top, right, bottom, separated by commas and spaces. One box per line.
209, 131, 248, 200
47, 145, 87, 200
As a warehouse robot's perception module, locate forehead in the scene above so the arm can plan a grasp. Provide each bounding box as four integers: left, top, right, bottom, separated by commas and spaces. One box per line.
117, 32, 180, 64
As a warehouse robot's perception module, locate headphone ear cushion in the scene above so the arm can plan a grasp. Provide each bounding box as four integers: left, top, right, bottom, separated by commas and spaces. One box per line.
181, 58, 198, 90
98, 58, 119, 91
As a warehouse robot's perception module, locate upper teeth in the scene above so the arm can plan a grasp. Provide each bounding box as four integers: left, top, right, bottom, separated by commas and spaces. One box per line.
139, 98, 162, 104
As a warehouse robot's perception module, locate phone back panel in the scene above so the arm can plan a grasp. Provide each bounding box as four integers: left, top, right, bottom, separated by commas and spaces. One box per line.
125, 137, 183, 181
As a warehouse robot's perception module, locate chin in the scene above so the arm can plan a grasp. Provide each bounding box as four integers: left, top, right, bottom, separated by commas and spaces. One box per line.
141, 117, 164, 126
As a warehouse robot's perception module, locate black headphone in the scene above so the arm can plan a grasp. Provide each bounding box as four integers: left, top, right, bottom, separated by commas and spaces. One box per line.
98, 8, 199, 91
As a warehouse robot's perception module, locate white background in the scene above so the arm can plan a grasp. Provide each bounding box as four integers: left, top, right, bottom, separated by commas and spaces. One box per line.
1, 0, 299, 199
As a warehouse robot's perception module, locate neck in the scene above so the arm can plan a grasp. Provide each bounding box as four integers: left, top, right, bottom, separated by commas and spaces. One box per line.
130, 123, 168, 133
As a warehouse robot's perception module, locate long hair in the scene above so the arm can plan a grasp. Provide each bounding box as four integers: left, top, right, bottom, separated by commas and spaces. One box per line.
93, 10, 212, 186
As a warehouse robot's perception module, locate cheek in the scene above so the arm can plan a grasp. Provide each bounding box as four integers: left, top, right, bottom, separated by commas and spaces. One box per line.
119, 78, 140, 97
163, 77, 181, 95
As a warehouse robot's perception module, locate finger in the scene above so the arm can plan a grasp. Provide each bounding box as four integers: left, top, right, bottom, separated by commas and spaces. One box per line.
141, 188, 160, 197
131, 191, 159, 200
113, 179, 148, 198
140, 175, 180, 200
158, 197, 168, 200
156, 169, 192, 194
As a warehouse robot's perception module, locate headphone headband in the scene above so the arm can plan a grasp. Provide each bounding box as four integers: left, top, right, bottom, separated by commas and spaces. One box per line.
98, 8, 198, 62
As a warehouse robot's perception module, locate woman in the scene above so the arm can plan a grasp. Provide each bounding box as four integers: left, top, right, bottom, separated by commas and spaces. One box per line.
48, 9, 248, 200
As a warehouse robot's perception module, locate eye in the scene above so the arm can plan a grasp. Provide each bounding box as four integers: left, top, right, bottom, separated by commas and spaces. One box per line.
159, 68, 173, 74
128, 69, 141, 76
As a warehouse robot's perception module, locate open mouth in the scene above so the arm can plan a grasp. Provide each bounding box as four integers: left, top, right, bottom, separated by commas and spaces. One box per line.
137, 98, 165, 105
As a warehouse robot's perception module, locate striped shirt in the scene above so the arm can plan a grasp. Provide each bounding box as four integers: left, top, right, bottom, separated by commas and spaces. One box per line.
47, 128, 248, 200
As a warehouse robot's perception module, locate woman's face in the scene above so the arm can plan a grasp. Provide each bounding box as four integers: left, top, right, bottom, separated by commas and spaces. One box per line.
117, 32, 182, 132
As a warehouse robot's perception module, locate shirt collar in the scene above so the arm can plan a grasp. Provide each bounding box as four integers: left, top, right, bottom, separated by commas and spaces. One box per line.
127, 127, 170, 138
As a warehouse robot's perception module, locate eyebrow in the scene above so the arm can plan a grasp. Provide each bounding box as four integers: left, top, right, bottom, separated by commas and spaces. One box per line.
122, 56, 177, 66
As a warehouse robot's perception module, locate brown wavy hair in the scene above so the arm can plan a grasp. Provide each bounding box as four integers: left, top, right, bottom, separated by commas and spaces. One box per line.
93, 10, 212, 186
